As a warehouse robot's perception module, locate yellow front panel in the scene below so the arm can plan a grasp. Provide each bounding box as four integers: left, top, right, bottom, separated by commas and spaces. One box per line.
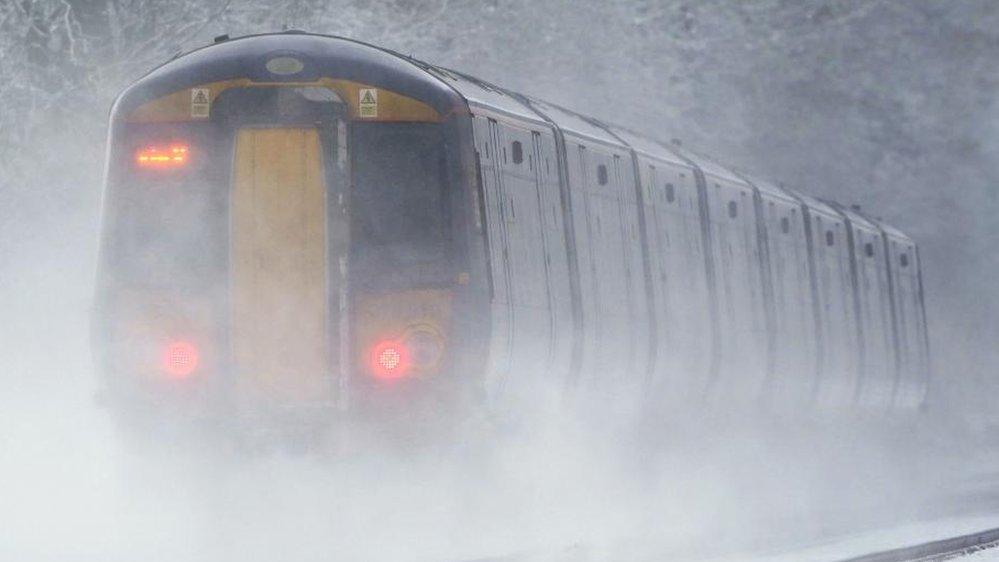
126, 79, 445, 123
355, 290, 453, 379
231, 128, 328, 405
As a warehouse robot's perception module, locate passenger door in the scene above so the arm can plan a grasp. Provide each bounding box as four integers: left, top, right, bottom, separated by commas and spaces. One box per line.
231, 127, 341, 410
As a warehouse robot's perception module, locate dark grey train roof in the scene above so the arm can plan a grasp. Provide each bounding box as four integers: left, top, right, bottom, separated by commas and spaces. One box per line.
113, 32, 465, 119
664, 145, 749, 186
426, 66, 544, 125
832, 203, 880, 232
786, 189, 843, 221
720, 170, 798, 204
424, 45, 913, 243
122, 32, 911, 242
824, 199, 912, 243
610, 129, 688, 168
524, 98, 624, 149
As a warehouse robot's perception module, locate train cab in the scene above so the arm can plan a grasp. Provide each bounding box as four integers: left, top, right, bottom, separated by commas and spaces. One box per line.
92, 33, 488, 436
93, 32, 931, 443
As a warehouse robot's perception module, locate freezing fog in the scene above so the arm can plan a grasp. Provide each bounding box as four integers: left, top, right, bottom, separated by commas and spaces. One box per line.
3, 2, 999, 561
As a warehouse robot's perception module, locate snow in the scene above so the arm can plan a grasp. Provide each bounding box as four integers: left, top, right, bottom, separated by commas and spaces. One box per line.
2, 2, 999, 560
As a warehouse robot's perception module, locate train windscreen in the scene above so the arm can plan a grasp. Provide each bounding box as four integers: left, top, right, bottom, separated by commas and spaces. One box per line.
351, 122, 452, 286
106, 120, 450, 288
107, 124, 228, 288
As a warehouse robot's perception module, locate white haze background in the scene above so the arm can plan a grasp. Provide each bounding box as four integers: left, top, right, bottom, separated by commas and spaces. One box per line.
1, 1, 999, 560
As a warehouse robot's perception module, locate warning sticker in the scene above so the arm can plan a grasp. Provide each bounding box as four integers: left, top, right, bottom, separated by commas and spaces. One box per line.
191, 88, 211, 118
358, 88, 378, 118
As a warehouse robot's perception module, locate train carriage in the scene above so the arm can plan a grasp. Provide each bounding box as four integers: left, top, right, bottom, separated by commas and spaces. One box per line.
93, 32, 930, 437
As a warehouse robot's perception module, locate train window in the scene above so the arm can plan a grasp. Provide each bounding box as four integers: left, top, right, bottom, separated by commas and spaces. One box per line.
512, 140, 523, 164
597, 164, 608, 185
352, 122, 450, 266
728, 200, 737, 218
665, 183, 676, 203
111, 129, 226, 286
112, 173, 223, 284
900, 253, 909, 267
865, 242, 875, 257
781, 217, 790, 234
826, 230, 835, 246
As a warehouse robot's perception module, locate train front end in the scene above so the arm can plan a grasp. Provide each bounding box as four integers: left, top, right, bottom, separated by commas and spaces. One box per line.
91, 34, 484, 440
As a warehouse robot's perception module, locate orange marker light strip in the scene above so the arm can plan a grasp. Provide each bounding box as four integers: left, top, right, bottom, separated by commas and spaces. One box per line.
135, 145, 189, 168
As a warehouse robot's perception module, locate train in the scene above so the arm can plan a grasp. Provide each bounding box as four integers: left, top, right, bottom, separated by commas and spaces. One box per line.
92, 31, 931, 438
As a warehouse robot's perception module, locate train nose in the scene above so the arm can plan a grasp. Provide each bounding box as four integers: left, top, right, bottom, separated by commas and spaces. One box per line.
406, 328, 445, 370
366, 326, 446, 380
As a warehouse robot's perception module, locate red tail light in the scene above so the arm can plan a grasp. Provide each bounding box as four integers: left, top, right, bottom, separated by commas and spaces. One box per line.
162, 340, 199, 378
369, 340, 411, 379
135, 144, 189, 168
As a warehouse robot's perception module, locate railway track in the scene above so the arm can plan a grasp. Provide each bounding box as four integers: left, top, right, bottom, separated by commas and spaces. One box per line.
459, 525, 999, 562
838, 527, 999, 561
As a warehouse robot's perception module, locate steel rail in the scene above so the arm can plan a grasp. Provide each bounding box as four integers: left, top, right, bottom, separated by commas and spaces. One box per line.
838, 527, 999, 562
